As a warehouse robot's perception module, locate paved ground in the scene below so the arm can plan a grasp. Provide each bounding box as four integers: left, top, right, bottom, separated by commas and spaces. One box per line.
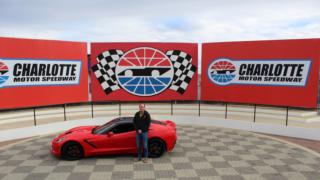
0, 138, 34, 148
0, 125, 319, 180
263, 134, 320, 154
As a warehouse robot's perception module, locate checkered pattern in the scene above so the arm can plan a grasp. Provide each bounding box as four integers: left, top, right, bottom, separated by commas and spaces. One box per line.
92, 50, 124, 95
169, 63, 197, 94
166, 50, 197, 94
92, 49, 197, 95
1, 125, 319, 180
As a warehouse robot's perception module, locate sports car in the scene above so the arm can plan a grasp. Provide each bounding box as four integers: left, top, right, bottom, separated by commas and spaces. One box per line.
51, 117, 177, 160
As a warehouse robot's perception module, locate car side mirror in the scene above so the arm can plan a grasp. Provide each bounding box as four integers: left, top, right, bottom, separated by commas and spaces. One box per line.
107, 131, 114, 137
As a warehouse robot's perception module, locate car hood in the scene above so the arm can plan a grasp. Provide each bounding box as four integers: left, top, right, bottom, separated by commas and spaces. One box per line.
56, 125, 97, 139
67, 126, 97, 132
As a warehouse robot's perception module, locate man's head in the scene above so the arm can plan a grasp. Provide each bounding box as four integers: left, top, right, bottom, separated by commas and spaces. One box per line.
139, 104, 145, 113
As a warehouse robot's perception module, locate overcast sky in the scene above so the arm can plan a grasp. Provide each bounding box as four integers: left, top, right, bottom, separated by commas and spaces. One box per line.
1, 0, 319, 42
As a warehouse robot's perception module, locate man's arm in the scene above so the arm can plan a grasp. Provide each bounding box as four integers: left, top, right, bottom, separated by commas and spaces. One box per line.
133, 113, 138, 130
146, 112, 151, 129
133, 112, 142, 133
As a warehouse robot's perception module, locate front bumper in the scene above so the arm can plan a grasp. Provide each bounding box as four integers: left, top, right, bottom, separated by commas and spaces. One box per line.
51, 140, 61, 157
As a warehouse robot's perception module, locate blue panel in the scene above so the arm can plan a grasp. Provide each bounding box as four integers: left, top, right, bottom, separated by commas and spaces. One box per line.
213, 75, 220, 81
118, 77, 132, 85
145, 77, 151, 85
0, 76, 8, 85
149, 77, 162, 85
0, 76, 8, 80
127, 77, 141, 85
141, 77, 146, 86
154, 85, 165, 92
221, 75, 227, 82
156, 77, 171, 85
211, 74, 235, 83
226, 75, 235, 81
125, 86, 136, 93
135, 86, 144, 95
146, 86, 155, 94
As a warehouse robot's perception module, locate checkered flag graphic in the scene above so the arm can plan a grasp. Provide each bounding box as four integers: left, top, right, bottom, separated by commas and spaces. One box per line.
166, 50, 197, 94
92, 49, 124, 95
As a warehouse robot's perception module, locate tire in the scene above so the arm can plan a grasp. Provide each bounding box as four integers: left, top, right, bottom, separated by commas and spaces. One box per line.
61, 141, 84, 160
148, 139, 166, 158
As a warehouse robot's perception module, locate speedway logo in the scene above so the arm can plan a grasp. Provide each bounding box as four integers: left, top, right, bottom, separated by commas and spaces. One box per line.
208, 58, 311, 86
0, 61, 9, 86
92, 47, 197, 96
0, 59, 81, 88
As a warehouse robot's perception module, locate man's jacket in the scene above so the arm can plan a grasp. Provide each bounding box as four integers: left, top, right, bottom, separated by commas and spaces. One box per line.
133, 111, 151, 133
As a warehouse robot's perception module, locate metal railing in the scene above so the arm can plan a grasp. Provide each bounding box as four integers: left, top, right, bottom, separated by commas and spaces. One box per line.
0, 100, 318, 132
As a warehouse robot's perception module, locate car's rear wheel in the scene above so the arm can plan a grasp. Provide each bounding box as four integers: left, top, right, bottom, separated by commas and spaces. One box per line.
61, 141, 84, 160
148, 139, 166, 158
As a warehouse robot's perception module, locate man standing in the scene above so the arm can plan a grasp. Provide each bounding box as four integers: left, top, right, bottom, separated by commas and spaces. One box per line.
133, 104, 151, 163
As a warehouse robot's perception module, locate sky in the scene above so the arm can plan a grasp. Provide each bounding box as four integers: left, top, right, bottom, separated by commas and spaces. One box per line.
0, 0, 320, 72
1, 0, 319, 42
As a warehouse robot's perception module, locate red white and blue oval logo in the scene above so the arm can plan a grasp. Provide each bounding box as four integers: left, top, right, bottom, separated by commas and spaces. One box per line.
115, 47, 174, 96
208, 59, 236, 85
0, 61, 9, 87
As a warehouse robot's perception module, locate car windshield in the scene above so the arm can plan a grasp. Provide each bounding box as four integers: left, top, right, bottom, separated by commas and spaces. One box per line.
93, 118, 118, 134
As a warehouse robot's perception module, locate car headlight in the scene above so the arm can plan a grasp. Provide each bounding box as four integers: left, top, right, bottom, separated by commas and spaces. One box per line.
56, 137, 66, 143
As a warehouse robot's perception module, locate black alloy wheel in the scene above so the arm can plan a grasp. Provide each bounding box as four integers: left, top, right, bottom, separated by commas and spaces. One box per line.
61, 142, 84, 160
148, 139, 166, 158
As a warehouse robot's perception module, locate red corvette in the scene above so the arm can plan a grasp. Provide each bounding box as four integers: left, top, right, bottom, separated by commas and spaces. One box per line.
51, 117, 177, 160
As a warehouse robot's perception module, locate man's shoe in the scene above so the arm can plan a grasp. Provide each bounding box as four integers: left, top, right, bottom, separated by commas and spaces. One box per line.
134, 158, 141, 162
142, 158, 148, 163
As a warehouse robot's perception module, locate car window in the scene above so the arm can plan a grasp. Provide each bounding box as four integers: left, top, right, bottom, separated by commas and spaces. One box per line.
94, 124, 115, 135
111, 123, 135, 134
93, 118, 119, 134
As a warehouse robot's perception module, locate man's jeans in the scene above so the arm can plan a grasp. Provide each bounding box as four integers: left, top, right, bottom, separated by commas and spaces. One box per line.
136, 132, 148, 159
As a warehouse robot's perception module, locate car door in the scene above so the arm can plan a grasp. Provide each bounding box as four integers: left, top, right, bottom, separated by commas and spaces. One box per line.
85, 124, 115, 155
107, 123, 137, 153
90, 123, 136, 154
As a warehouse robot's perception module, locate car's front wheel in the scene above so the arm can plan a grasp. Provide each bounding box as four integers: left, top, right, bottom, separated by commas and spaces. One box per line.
61, 141, 84, 160
148, 139, 166, 158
